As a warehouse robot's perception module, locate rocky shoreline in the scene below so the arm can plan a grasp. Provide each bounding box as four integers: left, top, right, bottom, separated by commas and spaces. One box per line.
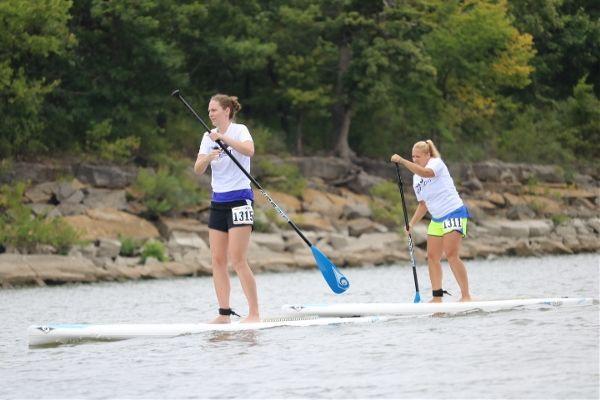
0, 158, 598, 288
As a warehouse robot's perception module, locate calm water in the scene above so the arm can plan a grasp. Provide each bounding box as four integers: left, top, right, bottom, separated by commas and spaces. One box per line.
1, 254, 598, 399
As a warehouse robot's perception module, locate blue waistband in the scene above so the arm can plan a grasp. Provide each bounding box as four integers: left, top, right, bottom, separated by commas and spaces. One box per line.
212, 188, 254, 202
432, 205, 470, 222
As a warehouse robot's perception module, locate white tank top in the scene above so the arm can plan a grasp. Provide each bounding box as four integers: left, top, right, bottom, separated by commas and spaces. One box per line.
412, 157, 463, 219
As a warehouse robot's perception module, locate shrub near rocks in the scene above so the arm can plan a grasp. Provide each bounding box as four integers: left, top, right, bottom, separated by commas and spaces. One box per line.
141, 240, 167, 263
0, 183, 81, 254
134, 159, 205, 219
369, 181, 406, 228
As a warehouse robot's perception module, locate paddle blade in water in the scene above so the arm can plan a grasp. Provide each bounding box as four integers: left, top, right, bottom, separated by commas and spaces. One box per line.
310, 246, 349, 294
414, 292, 421, 303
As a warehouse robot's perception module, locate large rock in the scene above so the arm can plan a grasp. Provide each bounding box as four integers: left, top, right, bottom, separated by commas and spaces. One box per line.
0, 162, 72, 185
247, 249, 297, 272
83, 188, 127, 210
347, 171, 385, 194
253, 189, 302, 213
168, 231, 208, 251
156, 217, 208, 240
302, 188, 344, 218
26, 255, 104, 284
74, 163, 137, 188
342, 202, 372, 219
290, 212, 334, 232
63, 208, 160, 240
347, 218, 387, 237
96, 238, 122, 258
24, 182, 59, 203
494, 220, 531, 238
0, 254, 41, 286
251, 233, 285, 252
290, 156, 356, 183
527, 219, 554, 237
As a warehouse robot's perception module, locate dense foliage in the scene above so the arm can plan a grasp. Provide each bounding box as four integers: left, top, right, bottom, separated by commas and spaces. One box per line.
0, 0, 597, 166
0, 183, 81, 254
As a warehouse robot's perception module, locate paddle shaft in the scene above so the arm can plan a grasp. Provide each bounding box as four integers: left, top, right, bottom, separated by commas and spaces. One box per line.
172, 90, 312, 248
395, 163, 420, 294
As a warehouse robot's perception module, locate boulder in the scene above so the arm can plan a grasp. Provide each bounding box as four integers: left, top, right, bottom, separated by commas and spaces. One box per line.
96, 238, 122, 258
347, 218, 387, 237
342, 202, 372, 219
63, 208, 160, 241
290, 156, 356, 183
302, 188, 344, 218
74, 163, 137, 189
24, 182, 59, 203
156, 217, 208, 241
83, 188, 128, 210
168, 231, 208, 251
253, 189, 302, 213
290, 212, 334, 232
251, 233, 286, 252
347, 171, 385, 194
0, 254, 41, 286
26, 255, 104, 283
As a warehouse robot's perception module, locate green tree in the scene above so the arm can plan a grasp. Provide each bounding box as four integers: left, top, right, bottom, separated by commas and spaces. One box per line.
423, 0, 535, 158
0, 0, 74, 158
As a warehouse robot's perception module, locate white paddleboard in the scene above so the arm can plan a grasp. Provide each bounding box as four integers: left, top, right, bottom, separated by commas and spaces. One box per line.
281, 297, 596, 317
28, 316, 389, 347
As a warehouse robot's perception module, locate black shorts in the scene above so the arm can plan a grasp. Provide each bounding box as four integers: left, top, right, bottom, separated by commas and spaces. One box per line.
208, 200, 254, 232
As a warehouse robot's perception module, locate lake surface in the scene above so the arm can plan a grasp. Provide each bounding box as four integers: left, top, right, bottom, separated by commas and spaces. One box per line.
1, 253, 598, 399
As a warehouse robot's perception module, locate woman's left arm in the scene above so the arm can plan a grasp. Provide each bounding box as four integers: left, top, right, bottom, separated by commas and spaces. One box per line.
390, 154, 434, 178
209, 131, 255, 157
220, 136, 255, 157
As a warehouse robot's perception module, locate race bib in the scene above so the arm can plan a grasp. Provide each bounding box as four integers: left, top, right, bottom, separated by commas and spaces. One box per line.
442, 218, 462, 230
231, 205, 254, 225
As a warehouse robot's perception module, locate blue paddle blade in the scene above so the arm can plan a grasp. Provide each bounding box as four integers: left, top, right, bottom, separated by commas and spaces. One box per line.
310, 245, 349, 294
414, 292, 421, 303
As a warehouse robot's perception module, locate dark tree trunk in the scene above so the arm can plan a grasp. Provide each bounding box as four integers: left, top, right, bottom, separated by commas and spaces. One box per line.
331, 43, 355, 160
295, 113, 304, 156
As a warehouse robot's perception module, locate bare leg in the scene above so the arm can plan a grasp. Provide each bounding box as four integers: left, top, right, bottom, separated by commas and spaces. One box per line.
228, 226, 260, 322
209, 229, 231, 323
443, 231, 471, 301
427, 235, 444, 303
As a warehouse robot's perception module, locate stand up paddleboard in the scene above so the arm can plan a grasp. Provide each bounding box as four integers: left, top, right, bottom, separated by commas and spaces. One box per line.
281, 298, 596, 317
28, 316, 389, 347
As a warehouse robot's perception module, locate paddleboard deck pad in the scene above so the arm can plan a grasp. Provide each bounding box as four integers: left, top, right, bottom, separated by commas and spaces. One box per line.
281, 297, 596, 317
28, 315, 389, 347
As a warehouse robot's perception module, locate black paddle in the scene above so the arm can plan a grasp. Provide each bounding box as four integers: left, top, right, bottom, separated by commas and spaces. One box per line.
172, 89, 349, 294
395, 163, 421, 303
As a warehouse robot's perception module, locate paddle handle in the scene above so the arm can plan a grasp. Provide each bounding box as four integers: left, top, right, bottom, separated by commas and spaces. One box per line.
172, 90, 312, 248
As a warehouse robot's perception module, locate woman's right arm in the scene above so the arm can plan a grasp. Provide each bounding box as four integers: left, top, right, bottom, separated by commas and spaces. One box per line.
194, 150, 219, 175
408, 201, 428, 231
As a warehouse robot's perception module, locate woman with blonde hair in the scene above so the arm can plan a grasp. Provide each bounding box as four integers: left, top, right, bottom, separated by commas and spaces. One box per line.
391, 140, 472, 302
194, 94, 259, 323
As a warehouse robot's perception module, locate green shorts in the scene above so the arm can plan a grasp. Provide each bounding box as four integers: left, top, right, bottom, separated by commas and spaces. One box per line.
427, 217, 468, 237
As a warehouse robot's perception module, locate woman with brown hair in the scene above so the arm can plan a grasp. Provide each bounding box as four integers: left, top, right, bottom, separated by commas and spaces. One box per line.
194, 94, 259, 323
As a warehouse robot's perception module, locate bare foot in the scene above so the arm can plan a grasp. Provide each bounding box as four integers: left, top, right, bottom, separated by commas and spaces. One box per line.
459, 296, 472, 302
240, 315, 260, 323
428, 298, 443, 303
209, 315, 231, 324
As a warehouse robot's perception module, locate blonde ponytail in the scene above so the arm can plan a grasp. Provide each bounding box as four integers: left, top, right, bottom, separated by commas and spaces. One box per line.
425, 139, 441, 158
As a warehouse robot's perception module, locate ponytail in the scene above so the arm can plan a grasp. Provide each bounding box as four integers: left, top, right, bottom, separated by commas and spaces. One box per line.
425, 140, 441, 158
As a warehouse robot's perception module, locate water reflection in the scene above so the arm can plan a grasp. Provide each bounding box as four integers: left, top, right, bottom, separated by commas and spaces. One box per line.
206, 330, 258, 346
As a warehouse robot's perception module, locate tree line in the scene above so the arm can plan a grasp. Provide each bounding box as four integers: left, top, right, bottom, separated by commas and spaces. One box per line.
1, 0, 598, 166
